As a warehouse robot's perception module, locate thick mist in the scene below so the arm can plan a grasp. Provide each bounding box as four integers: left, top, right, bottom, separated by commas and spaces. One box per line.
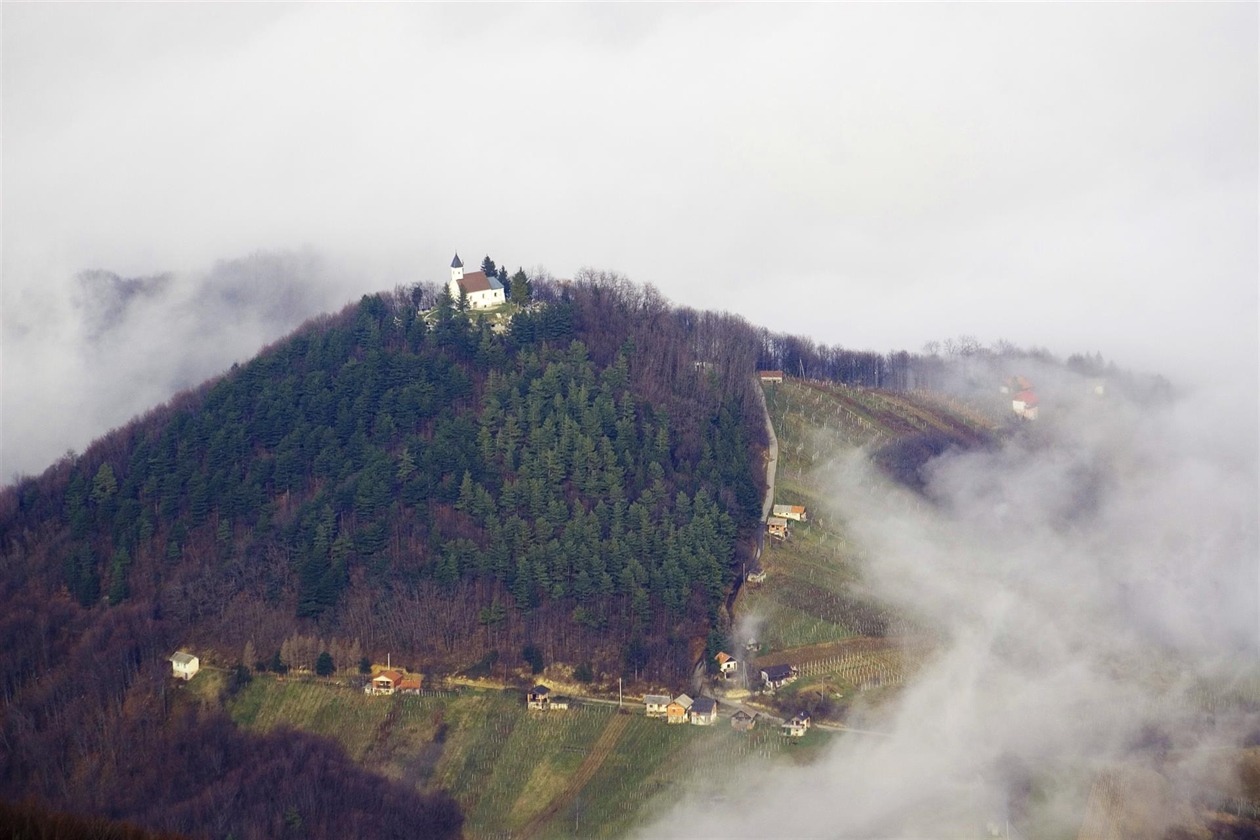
2, 251, 353, 480
645, 377, 1258, 837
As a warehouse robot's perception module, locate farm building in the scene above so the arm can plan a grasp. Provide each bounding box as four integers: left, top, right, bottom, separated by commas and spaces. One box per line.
772, 504, 807, 522
714, 652, 738, 679
760, 664, 798, 692
731, 710, 757, 731
527, 685, 551, 710
690, 696, 718, 726
398, 678, 422, 694
447, 253, 506, 310
169, 652, 199, 681
644, 694, 671, 718
782, 712, 812, 737
667, 694, 693, 724
767, 517, 789, 540
366, 669, 403, 696
746, 567, 766, 584
1012, 390, 1040, 420
758, 370, 784, 384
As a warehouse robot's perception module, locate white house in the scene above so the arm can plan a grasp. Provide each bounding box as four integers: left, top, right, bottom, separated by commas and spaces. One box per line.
448, 254, 506, 309
782, 712, 811, 738
170, 651, 199, 680
644, 694, 671, 718
714, 652, 738, 679
1012, 389, 1040, 421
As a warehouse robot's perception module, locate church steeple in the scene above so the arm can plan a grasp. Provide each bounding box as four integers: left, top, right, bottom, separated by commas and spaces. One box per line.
450, 252, 464, 283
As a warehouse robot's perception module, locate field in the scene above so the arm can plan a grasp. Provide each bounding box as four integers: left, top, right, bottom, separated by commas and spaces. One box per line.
220, 677, 834, 839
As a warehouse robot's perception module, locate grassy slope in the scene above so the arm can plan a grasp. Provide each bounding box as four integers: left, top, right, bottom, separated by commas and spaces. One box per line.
214, 676, 832, 839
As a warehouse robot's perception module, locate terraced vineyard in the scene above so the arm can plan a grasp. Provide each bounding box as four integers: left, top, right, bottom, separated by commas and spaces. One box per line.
228, 676, 394, 761
739, 378, 992, 693
220, 676, 832, 839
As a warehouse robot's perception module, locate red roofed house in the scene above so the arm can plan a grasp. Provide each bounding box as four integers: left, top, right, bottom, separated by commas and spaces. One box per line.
759, 371, 784, 384
367, 669, 403, 696
1012, 390, 1039, 421
772, 504, 807, 522
448, 254, 506, 309
715, 651, 738, 680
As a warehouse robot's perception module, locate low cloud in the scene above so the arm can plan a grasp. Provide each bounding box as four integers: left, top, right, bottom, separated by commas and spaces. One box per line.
646, 375, 1258, 837
2, 250, 356, 480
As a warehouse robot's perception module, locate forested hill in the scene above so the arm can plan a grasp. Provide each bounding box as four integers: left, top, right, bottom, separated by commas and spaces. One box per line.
2, 276, 771, 685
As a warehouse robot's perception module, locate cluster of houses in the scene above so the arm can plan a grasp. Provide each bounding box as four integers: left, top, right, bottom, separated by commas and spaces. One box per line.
643, 692, 810, 736
767, 503, 807, 541
643, 693, 718, 725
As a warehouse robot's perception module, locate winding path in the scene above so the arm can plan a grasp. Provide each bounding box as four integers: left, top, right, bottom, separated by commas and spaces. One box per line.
751, 378, 779, 548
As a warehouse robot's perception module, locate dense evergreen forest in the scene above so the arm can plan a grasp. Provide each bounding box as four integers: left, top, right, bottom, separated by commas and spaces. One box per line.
7, 274, 763, 680
0, 269, 774, 836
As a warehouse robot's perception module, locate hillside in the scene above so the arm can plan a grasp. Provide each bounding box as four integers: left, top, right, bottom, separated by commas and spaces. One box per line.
0, 273, 776, 835
726, 379, 994, 723
0, 265, 1183, 837
3, 281, 765, 680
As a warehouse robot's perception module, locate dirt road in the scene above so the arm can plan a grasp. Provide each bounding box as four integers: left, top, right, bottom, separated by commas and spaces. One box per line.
518, 712, 631, 838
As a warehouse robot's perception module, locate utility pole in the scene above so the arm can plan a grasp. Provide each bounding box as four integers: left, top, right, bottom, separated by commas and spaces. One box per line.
618, 677, 622, 710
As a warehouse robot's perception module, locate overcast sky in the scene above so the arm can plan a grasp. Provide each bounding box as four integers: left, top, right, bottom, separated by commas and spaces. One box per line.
3, 3, 1257, 479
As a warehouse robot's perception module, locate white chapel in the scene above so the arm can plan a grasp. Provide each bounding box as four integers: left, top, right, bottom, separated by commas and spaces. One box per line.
447, 253, 506, 309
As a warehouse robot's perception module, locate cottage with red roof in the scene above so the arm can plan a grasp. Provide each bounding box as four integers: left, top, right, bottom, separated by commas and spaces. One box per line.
448, 253, 506, 310
366, 669, 404, 696
1012, 389, 1039, 421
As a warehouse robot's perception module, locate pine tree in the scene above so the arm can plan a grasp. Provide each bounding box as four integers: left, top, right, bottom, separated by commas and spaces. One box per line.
510, 269, 531, 305
90, 463, 117, 504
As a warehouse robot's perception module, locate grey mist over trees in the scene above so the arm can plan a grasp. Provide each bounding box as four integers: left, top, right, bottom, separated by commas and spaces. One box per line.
644, 377, 1258, 837
3, 251, 354, 480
